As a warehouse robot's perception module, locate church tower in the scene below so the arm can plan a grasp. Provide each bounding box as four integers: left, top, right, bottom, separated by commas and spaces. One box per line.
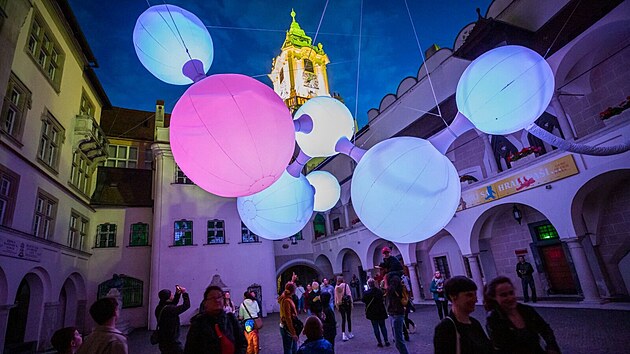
269, 10, 331, 113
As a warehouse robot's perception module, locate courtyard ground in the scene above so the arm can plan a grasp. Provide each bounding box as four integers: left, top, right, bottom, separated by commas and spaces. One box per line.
128, 301, 630, 353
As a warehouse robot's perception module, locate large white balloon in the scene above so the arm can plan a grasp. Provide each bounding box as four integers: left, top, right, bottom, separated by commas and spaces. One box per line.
351, 137, 460, 243
237, 171, 314, 240
294, 96, 355, 157
133, 4, 213, 85
456, 45, 554, 135
306, 171, 341, 212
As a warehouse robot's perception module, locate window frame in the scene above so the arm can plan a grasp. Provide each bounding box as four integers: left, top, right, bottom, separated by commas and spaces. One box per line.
0, 73, 31, 143
0, 164, 20, 227
67, 210, 88, 250
32, 189, 57, 240
129, 222, 149, 246
174, 219, 193, 246
433, 255, 451, 279
105, 144, 138, 169
175, 165, 194, 184
25, 11, 65, 90
95, 223, 117, 248
241, 222, 259, 243
70, 151, 93, 196
206, 219, 226, 244
37, 110, 65, 172
79, 91, 95, 117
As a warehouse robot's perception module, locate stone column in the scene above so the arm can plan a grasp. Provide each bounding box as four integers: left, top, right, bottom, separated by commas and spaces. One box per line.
478, 130, 499, 176
565, 237, 600, 302
550, 94, 576, 140
324, 211, 332, 236
0, 305, 15, 354
343, 204, 351, 229
40, 302, 60, 351
406, 263, 422, 304
465, 254, 485, 304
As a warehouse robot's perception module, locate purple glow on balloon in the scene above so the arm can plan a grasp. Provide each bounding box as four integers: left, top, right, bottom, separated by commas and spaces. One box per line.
170, 74, 295, 197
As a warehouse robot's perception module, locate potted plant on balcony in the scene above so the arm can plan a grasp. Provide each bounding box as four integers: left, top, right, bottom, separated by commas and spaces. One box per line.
507, 146, 542, 167
600, 96, 630, 121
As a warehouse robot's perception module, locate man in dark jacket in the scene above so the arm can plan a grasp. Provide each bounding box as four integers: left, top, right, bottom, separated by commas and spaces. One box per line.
155, 286, 191, 353
385, 275, 409, 354
516, 256, 537, 302
184, 286, 246, 354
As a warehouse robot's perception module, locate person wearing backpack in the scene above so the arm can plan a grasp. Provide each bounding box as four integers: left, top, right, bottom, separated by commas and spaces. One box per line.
154, 285, 190, 354
334, 276, 354, 341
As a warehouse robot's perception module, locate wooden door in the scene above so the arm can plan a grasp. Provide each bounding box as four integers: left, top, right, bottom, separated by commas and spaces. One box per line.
540, 244, 577, 294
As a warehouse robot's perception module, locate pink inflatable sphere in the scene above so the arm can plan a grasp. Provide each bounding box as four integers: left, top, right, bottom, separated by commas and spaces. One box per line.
170, 74, 295, 197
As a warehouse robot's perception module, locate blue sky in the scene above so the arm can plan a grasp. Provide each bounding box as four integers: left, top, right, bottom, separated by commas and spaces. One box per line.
68, 0, 492, 128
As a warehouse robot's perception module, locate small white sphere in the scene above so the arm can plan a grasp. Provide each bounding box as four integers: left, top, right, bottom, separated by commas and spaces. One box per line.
294, 96, 355, 157
237, 171, 314, 240
456, 45, 554, 135
306, 171, 341, 212
351, 137, 460, 243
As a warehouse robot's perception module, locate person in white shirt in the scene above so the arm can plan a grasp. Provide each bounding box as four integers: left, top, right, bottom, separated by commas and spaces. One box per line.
295, 282, 306, 314
238, 291, 261, 354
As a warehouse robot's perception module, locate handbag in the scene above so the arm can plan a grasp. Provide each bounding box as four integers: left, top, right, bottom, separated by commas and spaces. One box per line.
292, 316, 304, 335
150, 307, 165, 345
242, 301, 263, 330
341, 284, 352, 307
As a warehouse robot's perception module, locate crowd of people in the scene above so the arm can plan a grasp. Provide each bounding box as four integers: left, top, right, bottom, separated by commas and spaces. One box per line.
49, 252, 560, 354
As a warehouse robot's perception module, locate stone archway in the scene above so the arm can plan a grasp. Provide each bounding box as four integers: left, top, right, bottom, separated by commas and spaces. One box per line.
314, 254, 334, 280
5, 271, 46, 349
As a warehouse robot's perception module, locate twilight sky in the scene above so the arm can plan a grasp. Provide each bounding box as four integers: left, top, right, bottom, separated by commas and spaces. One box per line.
68, 0, 492, 128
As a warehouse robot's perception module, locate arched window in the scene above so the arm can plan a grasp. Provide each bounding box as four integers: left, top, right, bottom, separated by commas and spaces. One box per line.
303, 59, 314, 73
97, 276, 143, 308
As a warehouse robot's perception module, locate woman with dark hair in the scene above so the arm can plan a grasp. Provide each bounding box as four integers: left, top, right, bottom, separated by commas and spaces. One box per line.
484, 276, 561, 354
362, 278, 390, 348
223, 291, 236, 314
433, 276, 493, 354
278, 282, 300, 354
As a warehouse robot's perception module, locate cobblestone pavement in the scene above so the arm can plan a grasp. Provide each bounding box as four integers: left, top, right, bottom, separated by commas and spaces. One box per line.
128, 303, 630, 353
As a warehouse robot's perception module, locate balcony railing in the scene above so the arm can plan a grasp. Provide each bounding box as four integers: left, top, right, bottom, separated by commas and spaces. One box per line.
74, 114, 109, 162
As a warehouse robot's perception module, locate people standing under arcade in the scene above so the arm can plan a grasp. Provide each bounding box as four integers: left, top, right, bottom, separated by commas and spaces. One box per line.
516, 255, 537, 302
349, 274, 360, 300
184, 286, 246, 354
484, 276, 561, 354
320, 278, 335, 309
279, 282, 300, 354
362, 278, 390, 348
430, 271, 449, 320
334, 276, 354, 341
433, 276, 493, 354
307, 282, 323, 317
239, 291, 261, 354
155, 285, 191, 354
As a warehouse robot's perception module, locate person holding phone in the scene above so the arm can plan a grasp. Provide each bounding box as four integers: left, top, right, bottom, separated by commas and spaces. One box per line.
155, 285, 191, 354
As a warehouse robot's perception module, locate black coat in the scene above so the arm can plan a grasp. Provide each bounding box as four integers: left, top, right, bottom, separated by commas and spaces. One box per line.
486, 303, 561, 354
155, 292, 190, 344
362, 287, 387, 321
307, 290, 324, 315
184, 311, 246, 354
434, 311, 493, 354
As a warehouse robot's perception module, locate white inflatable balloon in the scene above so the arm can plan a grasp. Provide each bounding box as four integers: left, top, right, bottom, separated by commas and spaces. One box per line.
237, 171, 314, 240
351, 137, 460, 243
456, 45, 554, 135
306, 171, 341, 212
294, 96, 355, 157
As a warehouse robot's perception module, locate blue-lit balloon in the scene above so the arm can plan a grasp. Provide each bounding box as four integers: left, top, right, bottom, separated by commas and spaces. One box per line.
237, 171, 314, 240
133, 4, 213, 85
351, 137, 460, 243
456, 45, 554, 135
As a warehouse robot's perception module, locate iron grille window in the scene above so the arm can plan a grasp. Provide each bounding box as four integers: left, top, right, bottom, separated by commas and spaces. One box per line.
241, 222, 259, 243
535, 223, 559, 241
96, 223, 117, 248
97, 276, 143, 308
434, 256, 451, 279
207, 219, 225, 244
175, 166, 194, 184
174, 220, 193, 246
130, 222, 149, 246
